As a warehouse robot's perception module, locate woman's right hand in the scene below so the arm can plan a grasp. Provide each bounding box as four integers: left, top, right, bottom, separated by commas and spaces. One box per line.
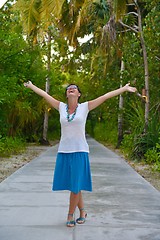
24, 80, 32, 88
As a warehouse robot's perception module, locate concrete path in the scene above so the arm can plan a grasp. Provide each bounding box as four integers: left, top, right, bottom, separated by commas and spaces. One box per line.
0, 137, 160, 240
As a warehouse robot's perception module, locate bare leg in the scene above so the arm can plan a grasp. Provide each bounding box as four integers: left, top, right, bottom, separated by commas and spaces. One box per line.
67, 191, 86, 226
77, 192, 87, 220
67, 192, 80, 221
77, 192, 84, 210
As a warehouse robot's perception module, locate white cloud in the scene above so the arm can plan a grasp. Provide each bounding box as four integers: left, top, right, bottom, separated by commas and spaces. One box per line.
0, 0, 8, 8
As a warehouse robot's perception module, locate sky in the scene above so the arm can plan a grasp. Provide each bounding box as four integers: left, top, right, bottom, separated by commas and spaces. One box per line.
0, 0, 8, 8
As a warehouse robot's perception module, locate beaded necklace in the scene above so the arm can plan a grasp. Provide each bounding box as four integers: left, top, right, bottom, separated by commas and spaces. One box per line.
66, 104, 78, 122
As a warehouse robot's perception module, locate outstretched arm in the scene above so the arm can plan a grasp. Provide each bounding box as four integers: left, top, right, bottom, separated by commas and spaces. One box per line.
88, 83, 137, 111
24, 81, 60, 110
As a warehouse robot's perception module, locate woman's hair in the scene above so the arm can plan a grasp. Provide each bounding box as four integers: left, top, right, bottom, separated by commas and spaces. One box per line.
65, 84, 82, 100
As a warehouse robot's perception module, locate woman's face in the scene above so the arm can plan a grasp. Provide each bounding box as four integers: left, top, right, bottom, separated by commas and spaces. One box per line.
66, 85, 81, 100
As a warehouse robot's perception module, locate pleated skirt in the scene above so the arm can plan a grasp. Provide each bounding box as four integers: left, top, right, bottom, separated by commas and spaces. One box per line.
52, 152, 92, 194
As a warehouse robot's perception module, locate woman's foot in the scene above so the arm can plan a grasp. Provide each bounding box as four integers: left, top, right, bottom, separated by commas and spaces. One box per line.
66, 214, 76, 227
76, 208, 87, 224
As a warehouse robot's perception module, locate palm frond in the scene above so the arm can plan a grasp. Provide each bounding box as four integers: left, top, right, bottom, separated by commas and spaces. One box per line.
14, 0, 41, 35
40, 0, 65, 20
69, 0, 92, 45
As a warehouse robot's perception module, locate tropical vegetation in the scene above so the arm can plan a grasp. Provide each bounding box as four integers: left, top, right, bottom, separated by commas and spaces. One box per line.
0, 0, 160, 171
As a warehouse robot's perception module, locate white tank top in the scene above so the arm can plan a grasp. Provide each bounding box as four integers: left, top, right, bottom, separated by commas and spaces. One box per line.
58, 102, 89, 153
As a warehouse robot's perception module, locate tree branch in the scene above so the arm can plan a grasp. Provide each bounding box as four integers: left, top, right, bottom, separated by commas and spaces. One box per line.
133, 0, 138, 8
118, 20, 138, 33
127, 12, 138, 17
155, 56, 160, 61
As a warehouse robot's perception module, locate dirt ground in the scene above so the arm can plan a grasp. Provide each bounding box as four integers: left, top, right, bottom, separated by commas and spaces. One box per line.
0, 144, 51, 183
126, 160, 160, 192
0, 143, 160, 192
114, 149, 160, 192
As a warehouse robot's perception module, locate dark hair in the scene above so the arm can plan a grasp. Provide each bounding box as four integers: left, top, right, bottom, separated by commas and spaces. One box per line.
65, 84, 82, 99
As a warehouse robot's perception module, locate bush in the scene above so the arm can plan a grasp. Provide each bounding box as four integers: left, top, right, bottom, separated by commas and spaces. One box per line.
93, 122, 118, 146
144, 148, 159, 164
0, 137, 26, 157
120, 133, 135, 158
144, 141, 160, 172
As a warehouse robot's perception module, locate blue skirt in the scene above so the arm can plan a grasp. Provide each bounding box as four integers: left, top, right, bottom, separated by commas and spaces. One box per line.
52, 152, 92, 194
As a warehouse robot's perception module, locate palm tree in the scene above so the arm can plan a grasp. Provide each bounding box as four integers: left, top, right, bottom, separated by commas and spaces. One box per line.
109, 0, 150, 133
14, 0, 91, 142
99, 0, 150, 142
15, 0, 150, 142
14, 0, 61, 143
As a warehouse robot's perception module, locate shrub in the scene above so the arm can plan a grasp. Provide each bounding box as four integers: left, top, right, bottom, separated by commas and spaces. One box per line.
132, 115, 160, 159
144, 141, 160, 172
93, 122, 118, 146
120, 133, 135, 158
0, 137, 26, 157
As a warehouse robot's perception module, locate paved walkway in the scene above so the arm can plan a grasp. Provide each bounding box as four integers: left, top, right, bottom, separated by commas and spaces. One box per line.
0, 137, 160, 240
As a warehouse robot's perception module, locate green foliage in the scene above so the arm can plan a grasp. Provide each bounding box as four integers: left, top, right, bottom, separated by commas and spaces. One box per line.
133, 114, 160, 158
93, 122, 118, 145
121, 112, 160, 161
0, 6, 47, 140
144, 144, 160, 164
0, 137, 26, 157
120, 133, 135, 158
113, 0, 126, 21
120, 100, 144, 158
124, 101, 145, 134
144, 139, 160, 171
117, 0, 160, 168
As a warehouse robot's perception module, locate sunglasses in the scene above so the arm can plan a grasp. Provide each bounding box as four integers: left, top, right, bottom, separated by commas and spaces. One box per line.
66, 85, 78, 90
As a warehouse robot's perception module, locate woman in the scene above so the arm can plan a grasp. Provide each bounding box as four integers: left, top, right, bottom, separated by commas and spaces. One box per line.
24, 81, 137, 227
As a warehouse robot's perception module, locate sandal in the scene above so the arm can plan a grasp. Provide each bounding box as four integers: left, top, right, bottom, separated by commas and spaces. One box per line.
66, 214, 76, 227
76, 208, 87, 224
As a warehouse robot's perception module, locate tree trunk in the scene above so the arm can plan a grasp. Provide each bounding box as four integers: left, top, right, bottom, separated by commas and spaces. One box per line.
136, 1, 149, 132
117, 60, 124, 148
42, 31, 51, 144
